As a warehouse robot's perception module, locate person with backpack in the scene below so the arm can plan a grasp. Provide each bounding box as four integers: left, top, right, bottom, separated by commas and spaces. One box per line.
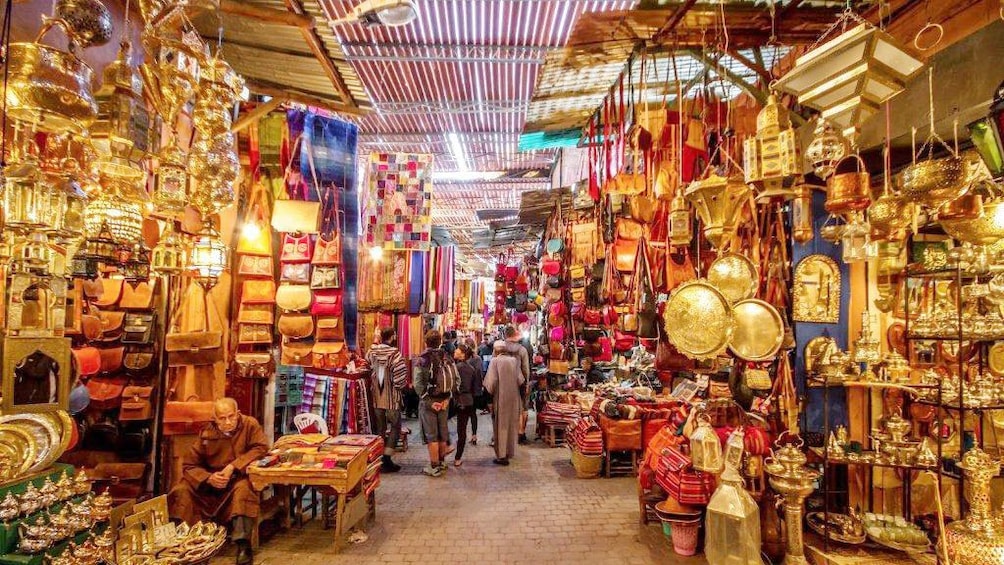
484, 340, 525, 465
452, 344, 479, 466
414, 329, 459, 477
366, 327, 409, 473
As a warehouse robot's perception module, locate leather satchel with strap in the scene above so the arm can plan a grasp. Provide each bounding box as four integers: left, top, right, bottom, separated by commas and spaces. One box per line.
312, 185, 343, 266
120, 386, 154, 421
120, 280, 156, 310
165, 285, 223, 367
271, 135, 321, 234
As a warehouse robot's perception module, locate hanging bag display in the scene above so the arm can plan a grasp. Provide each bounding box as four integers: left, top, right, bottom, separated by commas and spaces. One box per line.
124, 347, 156, 376
94, 278, 123, 307
241, 280, 276, 304
278, 313, 314, 339
311, 290, 343, 317
122, 313, 156, 345
310, 266, 341, 289
280, 261, 310, 283
165, 286, 223, 367
315, 317, 345, 341
312, 185, 343, 266
98, 310, 126, 342
312, 342, 350, 370
72, 346, 101, 376
281, 340, 314, 367
119, 386, 154, 421
237, 302, 274, 325
279, 233, 313, 264
275, 283, 312, 312
236, 180, 273, 256
238, 254, 273, 277
271, 136, 321, 234
233, 352, 274, 379
120, 280, 156, 310
238, 324, 272, 345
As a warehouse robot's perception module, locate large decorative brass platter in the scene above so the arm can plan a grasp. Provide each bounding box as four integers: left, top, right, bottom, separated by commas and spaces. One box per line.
729, 299, 784, 361
0, 413, 61, 473
664, 280, 734, 361
707, 253, 758, 303
0, 424, 37, 479
793, 254, 841, 323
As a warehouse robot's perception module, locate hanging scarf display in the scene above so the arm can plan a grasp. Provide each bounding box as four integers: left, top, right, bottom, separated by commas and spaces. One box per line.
363, 152, 434, 252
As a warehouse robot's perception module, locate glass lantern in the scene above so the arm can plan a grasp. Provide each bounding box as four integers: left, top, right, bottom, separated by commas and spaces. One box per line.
81, 221, 119, 263
85, 192, 144, 244
705, 466, 761, 565
151, 221, 187, 275
62, 179, 89, 241
152, 143, 189, 215
689, 414, 723, 474
3, 158, 48, 232
724, 427, 746, 471
121, 243, 151, 282
669, 192, 693, 247
188, 224, 229, 289
804, 118, 847, 180
791, 181, 814, 243
841, 212, 877, 263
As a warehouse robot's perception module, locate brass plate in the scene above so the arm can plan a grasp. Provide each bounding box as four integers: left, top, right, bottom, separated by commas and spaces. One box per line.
0, 413, 60, 473
664, 280, 734, 361
40, 410, 74, 463
990, 343, 1004, 378
0, 423, 37, 478
793, 254, 841, 323
707, 253, 758, 303
729, 299, 784, 361
804, 336, 838, 374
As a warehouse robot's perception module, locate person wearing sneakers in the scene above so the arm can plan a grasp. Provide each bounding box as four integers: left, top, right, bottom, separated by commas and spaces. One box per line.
414, 329, 459, 477
366, 327, 409, 473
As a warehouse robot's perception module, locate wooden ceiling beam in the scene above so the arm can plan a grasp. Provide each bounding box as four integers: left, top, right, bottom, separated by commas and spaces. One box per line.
725, 47, 772, 85
651, 0, 699, 44
218, 0, 314, 28
244, 79, 368, 117
283, 0, 357, 109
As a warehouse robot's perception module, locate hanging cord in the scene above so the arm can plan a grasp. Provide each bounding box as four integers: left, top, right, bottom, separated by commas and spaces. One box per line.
0, 0, 13, 169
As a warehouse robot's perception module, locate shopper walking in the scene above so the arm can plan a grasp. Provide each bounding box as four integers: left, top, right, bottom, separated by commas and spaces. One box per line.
414, 330, 459, 477
366, 327, 408, 473
484, 341, 525, 465
463, 343, 483, 445
502, 326, 531, 443
453, 345, 478, 466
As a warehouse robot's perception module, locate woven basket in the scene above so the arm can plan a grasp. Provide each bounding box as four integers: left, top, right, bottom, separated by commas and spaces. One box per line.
570, 448, 603, 479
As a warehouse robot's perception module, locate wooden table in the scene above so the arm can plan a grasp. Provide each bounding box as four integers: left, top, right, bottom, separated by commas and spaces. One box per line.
247, 449, 375, 551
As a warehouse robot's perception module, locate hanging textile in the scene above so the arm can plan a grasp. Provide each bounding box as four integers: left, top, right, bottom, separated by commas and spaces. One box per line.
363, 152, 434, 252
407, 251, 426, 314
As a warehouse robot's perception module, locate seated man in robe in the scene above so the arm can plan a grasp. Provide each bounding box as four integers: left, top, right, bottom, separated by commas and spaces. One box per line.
168, 398, 268, 565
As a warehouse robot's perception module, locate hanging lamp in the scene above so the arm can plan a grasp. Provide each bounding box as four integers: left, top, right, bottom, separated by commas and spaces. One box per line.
188, 224, 228, 289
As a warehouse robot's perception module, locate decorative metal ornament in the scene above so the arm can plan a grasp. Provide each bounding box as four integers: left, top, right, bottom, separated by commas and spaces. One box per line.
663, 280, 735, 360
804, 118, 847, 180
791, 181, 815, 244
793, 254, 841, 323
689, 414, 724, 473
940, 179, 1004, 245
825, 154, 871, 215
944, 448, 1004, 565
2, 159, 49, 233
92, 40, 155, 159
729, 299, 784, 362
54, 0, 113, 49
707, 253, 758, 303
744, 93, 800, 200
841, 212, 877, 263
151, 221, 186, 274
684, 174, 751, 249
764, 436, 819, 565
152, 143, 188, 214
669, 192, 693, 247
188, 224, 229, 289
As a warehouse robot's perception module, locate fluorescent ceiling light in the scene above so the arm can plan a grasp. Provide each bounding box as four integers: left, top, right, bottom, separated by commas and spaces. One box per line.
432, 171, 505, 182
332, 0, 418, 27
446, 132, 469, 172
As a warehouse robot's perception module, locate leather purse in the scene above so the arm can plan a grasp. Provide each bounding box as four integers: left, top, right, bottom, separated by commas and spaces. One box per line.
82, 279, 104, 300
280, 262, 310, 283
310, 266, 341, 289
541, 258, 562, 276
122, 313, 156, 345
311, 290, 343, 316
278, 313, 314, 339
98, 310, 126, 341
316, 317, 345, 341
238, 323, 272, 344
124, 347, 156, 376
613, 330, 635, 351
237, 303, 274, 325
281, 341, 314, 366
87, 377, 126, 410
313, 341, 350, 369
119, 386, 154, 421
72, 346, 101, 376
241, 280, 276, 304
312, 234, 341, 265
616, 218, 645, 240
233, 352, 274, 379
93, 278, 123, 307
81, 307, 103, 342
165, 289, 223, 367
162, 399, 215, 435
99, 346, 125, 374
276, 283, 312, 312
120, 281, 156, 310
280, 233, 313, 263
238, 254, 273, 277
613, 239, 639, 273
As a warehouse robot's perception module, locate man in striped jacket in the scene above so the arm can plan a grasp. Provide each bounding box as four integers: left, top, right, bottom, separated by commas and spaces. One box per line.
367, 327, 409, 472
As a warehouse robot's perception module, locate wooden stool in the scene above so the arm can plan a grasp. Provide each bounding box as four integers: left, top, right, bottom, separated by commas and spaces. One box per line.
542, 424, 565, 448
604, 450, 638, 478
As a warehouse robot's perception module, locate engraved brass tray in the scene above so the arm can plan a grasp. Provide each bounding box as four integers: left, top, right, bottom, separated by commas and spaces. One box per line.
707, 253, 758, 303
729, 299, 784, 361
0, 424, 37, 479
0, 413, 62, 473
989, 343, 1004, 377
664, 280, 734, 361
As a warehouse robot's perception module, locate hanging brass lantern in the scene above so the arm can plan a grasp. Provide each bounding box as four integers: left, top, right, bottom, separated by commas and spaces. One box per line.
669, 191, 693, 247
684, 174, 750, 249
743, 93, 800, 201
85, 161, 146, 243
804, 119, 847, 180
80, 220, 118, 263
92, 40, 155, 160
841, 212, 877, 263
188, 224, 228, 289
689, 413, 724, 474
140, 29, 206, 134
189, 132, 239, 215
791, 180, 817, 244
193, 55, 244, 136
151, 221, 186, 274
152, 143, 188, 215
2, 157, 49, 233
121, 243, 151, 281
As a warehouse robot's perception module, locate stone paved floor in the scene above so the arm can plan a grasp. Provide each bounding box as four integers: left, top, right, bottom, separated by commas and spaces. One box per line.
222, 413, 708, 565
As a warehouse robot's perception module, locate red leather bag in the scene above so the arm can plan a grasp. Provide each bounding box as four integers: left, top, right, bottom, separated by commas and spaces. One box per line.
595, 337, 614, 362
613, 330, 635, 351
584, 308, 602, 325
311, 290, 343, 316
541, 258, 562, 276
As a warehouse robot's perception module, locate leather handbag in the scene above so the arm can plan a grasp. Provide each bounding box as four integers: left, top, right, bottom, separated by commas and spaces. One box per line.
310, 266, 341, 289
613, 239, 639, 273
595, 337, 614, 362
237, 302, 274, 325
165, 288, 223, 367
119, 386, 154, 420
124, 348, 156, 375
280, 233, 313, 263
599, 413, 642, 451
72, 346, 101, 376
233, 352, 274, 379
281, 341, 314, 366
236, 182, 272, 256
616, 218, 645, 240
85, 419, 119, 450
93, 278, 123, 307
98, 310, 126, 341
87, 377, 126, 410
120, 280, 156, 310
316, 317, 345, 341
238, 254, 273, 277
162, 399, 215, 435
312, 235, 342, 265
82, 279, 104, 300
278, 313, 314, 339
271, 136, 322, 234
541, 258, 562, 276
238, 323, 272, 344
583, 308, 603, 325
122, 313, 156, 345
99, 346, 125, 374
241, 280, 276, 304
276, 283, 312, 312
613, 330, 635, 351
90, 462, 148, 499
313, 342, 350, 369
81, 307, 103, 342
280, 262, 310, 283
311, 290, 343, 316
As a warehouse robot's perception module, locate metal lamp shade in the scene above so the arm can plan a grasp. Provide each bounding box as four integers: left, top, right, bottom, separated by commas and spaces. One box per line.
775, 24, 924, 138
188, 225, 228, 288
684, 174, 751, 249
151, 222, 186, 274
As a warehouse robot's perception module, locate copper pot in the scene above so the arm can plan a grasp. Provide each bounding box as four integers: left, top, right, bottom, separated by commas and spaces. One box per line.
3, 19, 97, 134
825, 155, 870, 215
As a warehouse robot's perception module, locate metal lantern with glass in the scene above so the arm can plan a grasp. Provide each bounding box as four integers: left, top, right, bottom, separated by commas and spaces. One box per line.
188, 224, 228, 289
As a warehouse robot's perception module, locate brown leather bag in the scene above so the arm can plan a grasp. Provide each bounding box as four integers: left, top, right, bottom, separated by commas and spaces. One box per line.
281, 341, 313, 366
98, 311, 126, 341
99, 346, 125, 374
72, 346, 101, 376
94, 278, 123, 307
81, 307, 103, 342
233, 353, 274, 379
312, 342, 349, 369
162, 399, 214, 435
238, 324, 272, 345
87, 377, 126, 410
237, 303, 273, 325
119, 386, 154, 420
120, 280, 156, 310
598, 413, 642, 451
241, 280, 276, 304
278, 313, 314, 339
124, 348, 156, 375
275, 283, 312, 312
90, 462, 149, 500
165, 288, 223, 367
315, 317, 344, 341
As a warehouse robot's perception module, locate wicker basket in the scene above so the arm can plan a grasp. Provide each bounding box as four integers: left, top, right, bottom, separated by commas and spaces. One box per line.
570, 448, 603, 479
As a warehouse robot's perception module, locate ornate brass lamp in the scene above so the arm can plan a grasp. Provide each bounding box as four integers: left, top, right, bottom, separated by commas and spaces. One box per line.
669, 190, 693, 247
2, 157, 49, 233
744, 93, 800, 201
764, 436, 820, 565
689, 414, 724, 474
188, 224, 228, 289
804, 119, 847, 180
151, 221, 186, 274
684, 173, 750, 249
92, 40, 155, 160
85, 161, 146, 244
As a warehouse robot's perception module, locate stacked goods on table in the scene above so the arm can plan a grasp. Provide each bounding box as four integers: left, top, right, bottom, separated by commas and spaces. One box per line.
565, 417, 604, 478
327, 435, 384, 497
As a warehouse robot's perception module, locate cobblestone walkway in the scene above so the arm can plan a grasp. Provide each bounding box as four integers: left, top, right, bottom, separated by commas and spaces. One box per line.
230, 414, 707, 565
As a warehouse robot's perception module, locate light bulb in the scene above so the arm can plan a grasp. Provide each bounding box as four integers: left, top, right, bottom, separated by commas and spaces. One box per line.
369, 245, 384, 261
